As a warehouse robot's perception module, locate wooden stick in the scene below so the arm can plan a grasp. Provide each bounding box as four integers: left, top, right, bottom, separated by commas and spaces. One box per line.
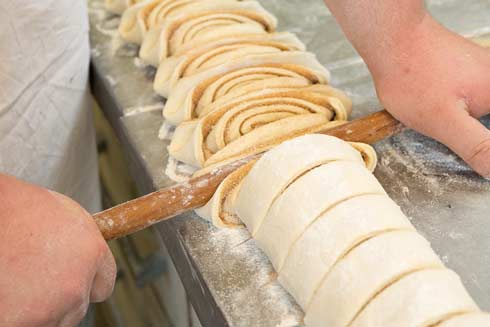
94, 110, 404, 240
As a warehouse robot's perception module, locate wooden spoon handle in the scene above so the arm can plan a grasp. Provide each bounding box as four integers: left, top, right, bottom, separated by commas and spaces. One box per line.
94, 110, 404, 240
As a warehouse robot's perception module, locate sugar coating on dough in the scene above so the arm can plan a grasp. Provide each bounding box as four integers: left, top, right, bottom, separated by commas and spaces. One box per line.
279, 194, 416, 309
351, 269, 479, 327
304, 231, 443, 327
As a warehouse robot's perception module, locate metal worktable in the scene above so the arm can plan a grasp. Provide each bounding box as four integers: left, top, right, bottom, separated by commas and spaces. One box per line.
88, 0, 490, 325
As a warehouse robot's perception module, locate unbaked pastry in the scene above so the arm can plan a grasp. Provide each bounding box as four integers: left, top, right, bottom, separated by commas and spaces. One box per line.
153, 32, 305, 97
350, 269, 478, 327
139, 0, 277, 65
162, 63, 330, 126
194, 135, 483, 327
438, 313, 490, 326
167, 85, 350, 168
162, 51, 330, 125
119, 0, 239, 44
305, 231, 443, 326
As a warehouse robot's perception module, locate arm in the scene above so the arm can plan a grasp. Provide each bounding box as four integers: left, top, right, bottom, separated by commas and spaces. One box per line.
324, 0, 490, 177
0, 174, 116, 326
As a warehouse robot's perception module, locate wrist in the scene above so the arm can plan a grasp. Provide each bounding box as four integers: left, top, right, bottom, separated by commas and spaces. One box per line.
362, 12, 439, 81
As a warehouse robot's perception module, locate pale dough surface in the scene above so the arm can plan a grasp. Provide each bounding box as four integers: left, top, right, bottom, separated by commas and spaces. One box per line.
351, 269, 479, 327
438, 313, 490, 326
254, 160, 386, 271
279, 194, 416, 309
233, 134, 365, 236
305, 231, 443, 327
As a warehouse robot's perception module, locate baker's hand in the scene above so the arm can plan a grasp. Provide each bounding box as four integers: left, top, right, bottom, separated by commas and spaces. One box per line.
370, 16, 490, 177
0, 174, 116, 327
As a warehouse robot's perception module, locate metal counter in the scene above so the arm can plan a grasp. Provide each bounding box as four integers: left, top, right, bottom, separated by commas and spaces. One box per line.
88, 0, 490, 326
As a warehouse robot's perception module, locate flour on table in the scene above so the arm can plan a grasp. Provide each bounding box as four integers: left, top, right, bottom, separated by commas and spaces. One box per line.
165, 156, 197, 183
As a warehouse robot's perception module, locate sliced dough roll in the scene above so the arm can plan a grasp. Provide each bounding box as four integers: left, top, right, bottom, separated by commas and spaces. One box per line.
154, 32, 305, 97
119, 0, 239, 44
163, 52, 330, 125
232, 134, 367, 235
139, 1, 277, 65
195, 159, 257, 227
279, 194, 415, 310
163, 63, 331, 126
255, 160, 387, 271
351, 269, 479, 327
304, 231, 443, 327
438, 313, 490, 326
168, 85, 350, 168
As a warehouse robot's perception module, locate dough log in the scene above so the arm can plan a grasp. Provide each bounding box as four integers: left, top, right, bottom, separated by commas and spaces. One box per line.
194, 134, 483, 327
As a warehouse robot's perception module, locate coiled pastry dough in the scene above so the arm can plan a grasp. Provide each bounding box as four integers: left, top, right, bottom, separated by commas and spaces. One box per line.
195, 134, 482, 327
168, 85, 351, 168
138, 0, 277, 65
119, 0, 240, 44
162, 51, 331, 125
153, 32, 306, 97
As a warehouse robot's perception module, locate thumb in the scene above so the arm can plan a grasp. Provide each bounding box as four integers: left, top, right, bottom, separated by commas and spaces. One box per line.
429, 100, 490, 178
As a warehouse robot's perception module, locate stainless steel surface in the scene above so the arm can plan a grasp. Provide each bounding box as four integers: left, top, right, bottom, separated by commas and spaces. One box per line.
88, 0, 490, 325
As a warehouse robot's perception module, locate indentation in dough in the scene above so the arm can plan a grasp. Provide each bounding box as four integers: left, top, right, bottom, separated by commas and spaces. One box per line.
437, 312, 490, 327
304, 230, 443, 327
254, 160, 386, 271
232, 134, 366, 234
279, 194, 416, 309
350, 269, 479, 327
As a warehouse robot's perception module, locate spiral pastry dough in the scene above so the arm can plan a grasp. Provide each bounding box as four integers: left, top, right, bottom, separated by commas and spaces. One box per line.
195, 134, 482, 327
119, 0, 239, 44
153, 32, 306, 97
138, 0, 277, 65
162, 51, 330, 125
168, 85, 351, 168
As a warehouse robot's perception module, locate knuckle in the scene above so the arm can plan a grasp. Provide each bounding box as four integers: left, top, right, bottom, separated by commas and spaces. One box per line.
63, 281, 86, 307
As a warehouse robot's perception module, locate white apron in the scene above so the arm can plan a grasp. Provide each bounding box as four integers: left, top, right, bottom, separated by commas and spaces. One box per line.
0, 0, 101, 213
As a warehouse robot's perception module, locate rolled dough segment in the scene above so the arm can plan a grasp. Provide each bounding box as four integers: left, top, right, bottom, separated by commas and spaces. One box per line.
119, 0, 155, 43
162, 65, 331, 125
168, 86, 351, 168
162, 51, 330, 125
279, 194, 416, 309
254, 160, 387, 271
139, 1, 277, 65
153, 33, 305, 96
120, 0, 231, 44
233, 135, 364, 235
195, 159, 256, 227
305, 231, 444, 327
351, 269, 479, 327
438, 313, 490, 326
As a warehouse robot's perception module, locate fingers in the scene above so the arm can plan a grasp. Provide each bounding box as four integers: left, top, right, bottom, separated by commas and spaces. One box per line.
49, 190, 117, 302
90, 243, 117, 303
425, 100, 490, 178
